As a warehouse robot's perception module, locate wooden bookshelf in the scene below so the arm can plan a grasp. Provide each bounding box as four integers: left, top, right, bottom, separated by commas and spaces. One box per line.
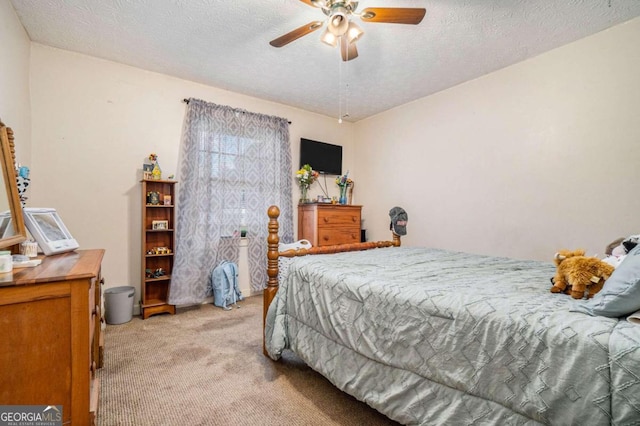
141, 179, 177, 319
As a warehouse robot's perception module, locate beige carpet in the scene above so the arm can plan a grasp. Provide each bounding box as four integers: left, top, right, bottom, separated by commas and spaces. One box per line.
97, 295, 399, 425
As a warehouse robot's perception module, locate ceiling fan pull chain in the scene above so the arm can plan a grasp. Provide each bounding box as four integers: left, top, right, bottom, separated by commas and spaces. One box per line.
338, 41, 343, 123
345, 83, 350, 119
345, 39, 350, 119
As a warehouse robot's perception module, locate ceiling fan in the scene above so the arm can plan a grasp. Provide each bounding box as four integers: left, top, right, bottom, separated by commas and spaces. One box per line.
269, 0, 426, 61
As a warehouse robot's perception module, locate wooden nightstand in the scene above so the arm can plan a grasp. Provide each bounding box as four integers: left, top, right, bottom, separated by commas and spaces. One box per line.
298, 204, 362, 247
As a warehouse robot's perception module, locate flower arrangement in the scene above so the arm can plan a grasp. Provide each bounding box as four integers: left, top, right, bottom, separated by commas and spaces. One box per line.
296, 164, 319, 187
296, 164, 319, 203
335, 172, 353, 204
335, 173, 353, 188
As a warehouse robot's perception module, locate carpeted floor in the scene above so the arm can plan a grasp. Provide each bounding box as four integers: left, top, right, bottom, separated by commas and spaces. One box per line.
97, 295, 399, 425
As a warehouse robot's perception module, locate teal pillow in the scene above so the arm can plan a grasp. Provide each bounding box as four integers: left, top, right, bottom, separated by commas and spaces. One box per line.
571, 245, 640, 317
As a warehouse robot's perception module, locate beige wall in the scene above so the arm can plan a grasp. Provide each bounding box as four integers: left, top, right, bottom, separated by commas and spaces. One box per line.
27, 44, 355, 303
0, 0, 31, 162
355, 17, 640, 261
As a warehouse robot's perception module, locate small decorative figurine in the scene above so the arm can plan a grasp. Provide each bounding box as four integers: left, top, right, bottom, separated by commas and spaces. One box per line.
147, 153, 162, 180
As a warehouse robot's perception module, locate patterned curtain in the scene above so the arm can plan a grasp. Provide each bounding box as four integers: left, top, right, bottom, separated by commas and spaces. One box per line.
169, 99, 294, 305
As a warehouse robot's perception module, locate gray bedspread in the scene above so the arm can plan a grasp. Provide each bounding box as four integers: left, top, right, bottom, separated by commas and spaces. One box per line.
265, 247, 640, 425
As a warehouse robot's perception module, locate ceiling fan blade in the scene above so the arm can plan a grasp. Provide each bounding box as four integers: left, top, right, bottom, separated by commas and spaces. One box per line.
360, 7, 426, 24
340, 37, 358, 61
269, 21, 324, 48
299, 0, 324, 7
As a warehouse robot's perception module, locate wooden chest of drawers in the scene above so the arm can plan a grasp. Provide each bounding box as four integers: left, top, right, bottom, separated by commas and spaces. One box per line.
0, 249, 105, 425
298, 204, 362, 247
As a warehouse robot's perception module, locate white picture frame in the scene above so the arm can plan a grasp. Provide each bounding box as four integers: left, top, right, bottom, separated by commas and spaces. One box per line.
152, 220, 168, 230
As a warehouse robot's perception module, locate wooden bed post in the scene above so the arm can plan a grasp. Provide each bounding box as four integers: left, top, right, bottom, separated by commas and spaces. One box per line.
264, 205, 280, 355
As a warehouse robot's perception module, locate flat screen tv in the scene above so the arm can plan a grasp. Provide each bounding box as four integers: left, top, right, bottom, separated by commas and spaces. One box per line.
23, 207, 79, 256
299, 138, 342, 175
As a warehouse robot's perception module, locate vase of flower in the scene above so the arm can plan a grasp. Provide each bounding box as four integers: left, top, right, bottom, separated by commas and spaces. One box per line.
339, 185, 348, 205
300, 184, 310, 204
335, 172, 353, 205
296, 164, 319, 205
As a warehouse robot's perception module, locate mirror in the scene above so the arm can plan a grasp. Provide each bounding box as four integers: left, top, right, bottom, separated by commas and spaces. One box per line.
0, 120, 27, 249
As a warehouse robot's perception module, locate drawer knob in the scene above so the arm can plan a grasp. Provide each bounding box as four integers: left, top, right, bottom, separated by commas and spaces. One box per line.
323, 217, 329, 223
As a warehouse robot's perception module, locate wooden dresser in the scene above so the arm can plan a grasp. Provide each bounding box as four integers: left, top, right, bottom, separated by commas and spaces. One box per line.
0, 249, 105, 425
298, 204, 362, 246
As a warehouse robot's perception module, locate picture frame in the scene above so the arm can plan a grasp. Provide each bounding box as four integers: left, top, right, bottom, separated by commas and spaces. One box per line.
147, 191, 160, 205
151, 220, 169, 230
163, 195, 172, 205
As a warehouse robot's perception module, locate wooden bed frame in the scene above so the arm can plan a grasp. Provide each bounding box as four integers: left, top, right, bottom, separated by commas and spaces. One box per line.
263, 205, 401, 355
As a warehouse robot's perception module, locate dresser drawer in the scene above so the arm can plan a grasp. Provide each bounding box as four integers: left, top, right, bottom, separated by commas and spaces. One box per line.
318, 227, 360, 245
317, 208, 360, 228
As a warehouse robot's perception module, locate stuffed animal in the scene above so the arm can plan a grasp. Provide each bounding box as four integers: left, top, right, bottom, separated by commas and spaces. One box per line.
607, 235, 639, 257
550, 249, 615, 299
603, 235, 639, 267
606, 237, 626, 256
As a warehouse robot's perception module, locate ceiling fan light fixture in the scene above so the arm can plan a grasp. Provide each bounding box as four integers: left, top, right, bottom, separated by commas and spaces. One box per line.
320, 27, 338, 47
346, 21, 363, 44
327, 7, 349, 36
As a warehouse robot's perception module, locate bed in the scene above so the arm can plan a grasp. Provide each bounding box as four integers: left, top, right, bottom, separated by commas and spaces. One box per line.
262, 206, 640, 425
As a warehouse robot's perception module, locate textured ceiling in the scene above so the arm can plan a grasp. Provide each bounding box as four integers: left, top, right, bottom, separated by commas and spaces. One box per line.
9, 0, 640, 122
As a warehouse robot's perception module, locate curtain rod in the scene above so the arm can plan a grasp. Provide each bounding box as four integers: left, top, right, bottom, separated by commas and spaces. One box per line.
182, 98, 291, 124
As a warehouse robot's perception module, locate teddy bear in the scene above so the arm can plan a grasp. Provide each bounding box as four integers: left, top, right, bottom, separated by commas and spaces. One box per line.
550, 249, 615, 299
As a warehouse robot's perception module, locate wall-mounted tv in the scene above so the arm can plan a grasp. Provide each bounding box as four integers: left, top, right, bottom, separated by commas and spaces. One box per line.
299, 138, 342, 175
